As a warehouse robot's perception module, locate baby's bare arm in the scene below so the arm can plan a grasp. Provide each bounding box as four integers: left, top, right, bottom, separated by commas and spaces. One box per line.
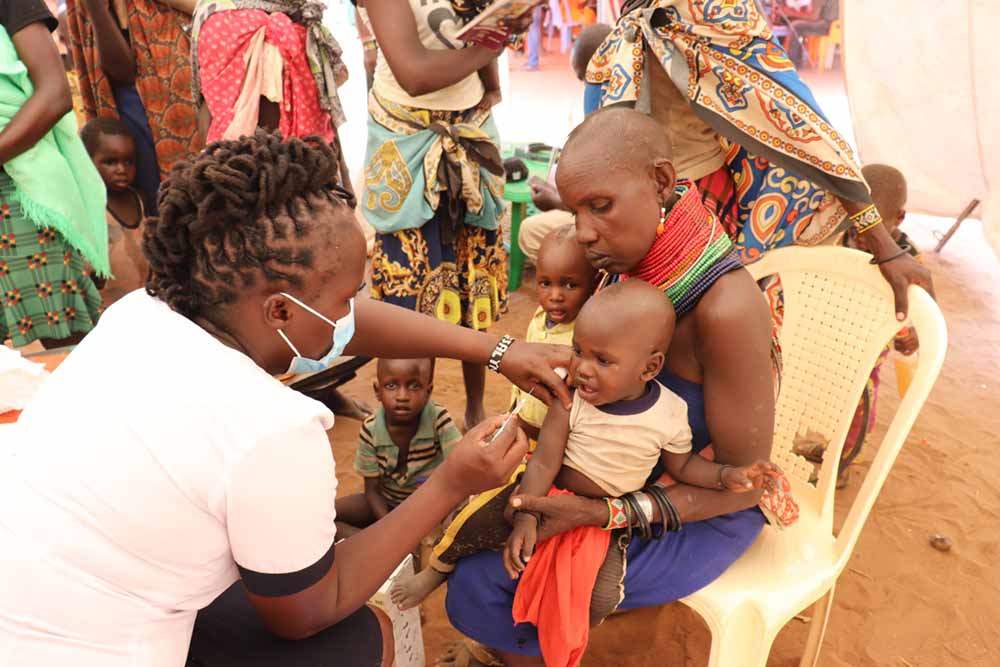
662, 449, 729, 491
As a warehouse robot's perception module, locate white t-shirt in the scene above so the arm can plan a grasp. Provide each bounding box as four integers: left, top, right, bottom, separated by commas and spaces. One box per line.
0, 290, 338, 666
372, 0, 485, 111
563, 381, 693, 497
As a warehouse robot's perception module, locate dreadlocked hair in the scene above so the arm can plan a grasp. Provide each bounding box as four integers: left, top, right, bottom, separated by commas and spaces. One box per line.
143, 131, 346, 319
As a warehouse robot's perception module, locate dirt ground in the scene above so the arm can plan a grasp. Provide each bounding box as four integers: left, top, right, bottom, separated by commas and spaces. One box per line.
328, 216, 1000, 666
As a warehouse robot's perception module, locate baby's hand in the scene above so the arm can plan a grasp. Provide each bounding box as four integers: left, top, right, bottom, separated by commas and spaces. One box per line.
478, 88, 503, 111
502, 511, 539, 580
894, 326, 919, 356
721, 460, 780, 493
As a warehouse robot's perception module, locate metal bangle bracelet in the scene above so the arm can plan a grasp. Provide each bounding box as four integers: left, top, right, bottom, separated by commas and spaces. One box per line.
644, 486, 672, 536
622, 493, 651, 541
870, 245, 912, 265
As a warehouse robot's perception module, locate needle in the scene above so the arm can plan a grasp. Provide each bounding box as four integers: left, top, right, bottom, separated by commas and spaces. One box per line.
487, 387, 534, 444
486, 367, 567, 444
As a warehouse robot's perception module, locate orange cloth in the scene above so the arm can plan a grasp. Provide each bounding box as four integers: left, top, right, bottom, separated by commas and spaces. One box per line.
511, 488, 610, 667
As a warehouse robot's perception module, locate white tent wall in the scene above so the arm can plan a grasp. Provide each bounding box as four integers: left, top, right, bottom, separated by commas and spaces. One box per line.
843, 0, 999, 256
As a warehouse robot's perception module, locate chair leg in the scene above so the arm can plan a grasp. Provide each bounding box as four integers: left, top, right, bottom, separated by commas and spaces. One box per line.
703, 603, 776, 667
799, 585, 836, 667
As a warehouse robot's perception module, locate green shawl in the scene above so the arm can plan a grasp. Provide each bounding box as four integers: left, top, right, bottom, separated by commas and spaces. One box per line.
0, 26, 109, 277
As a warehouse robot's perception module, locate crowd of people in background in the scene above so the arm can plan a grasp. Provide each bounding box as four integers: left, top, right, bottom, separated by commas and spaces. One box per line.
0, 1, 936, 666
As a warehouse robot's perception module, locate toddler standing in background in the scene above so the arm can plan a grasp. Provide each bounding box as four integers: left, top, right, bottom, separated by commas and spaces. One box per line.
81, 117, 147, 307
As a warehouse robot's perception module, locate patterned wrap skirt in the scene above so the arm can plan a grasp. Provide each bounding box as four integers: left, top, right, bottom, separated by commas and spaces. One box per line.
0, 173, 102, 346
365, 93, 508, 330
371, 207, 508, 330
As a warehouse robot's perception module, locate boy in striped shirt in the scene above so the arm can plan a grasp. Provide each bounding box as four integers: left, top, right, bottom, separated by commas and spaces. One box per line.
335, 358, 462, 535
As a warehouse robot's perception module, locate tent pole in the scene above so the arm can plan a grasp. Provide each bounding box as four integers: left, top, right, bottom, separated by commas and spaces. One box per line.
934, 198, 981, 253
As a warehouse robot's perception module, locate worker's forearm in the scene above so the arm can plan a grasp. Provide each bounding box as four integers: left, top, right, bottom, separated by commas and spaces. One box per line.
348, 298, 499, 365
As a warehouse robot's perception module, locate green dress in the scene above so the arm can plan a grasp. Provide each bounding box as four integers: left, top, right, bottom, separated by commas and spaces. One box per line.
0, 172, 102, 346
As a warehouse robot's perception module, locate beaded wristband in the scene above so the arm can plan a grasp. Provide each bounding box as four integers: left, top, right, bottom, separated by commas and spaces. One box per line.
604, 497, 629, 530
851, 204, 883, 234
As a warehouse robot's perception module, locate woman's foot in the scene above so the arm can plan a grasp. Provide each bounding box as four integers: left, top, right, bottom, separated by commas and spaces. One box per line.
316, 387, 373, 421
389, 567, 448, 610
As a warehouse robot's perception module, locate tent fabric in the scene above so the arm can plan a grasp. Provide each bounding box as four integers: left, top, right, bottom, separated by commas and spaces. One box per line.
843, 0, 999, 257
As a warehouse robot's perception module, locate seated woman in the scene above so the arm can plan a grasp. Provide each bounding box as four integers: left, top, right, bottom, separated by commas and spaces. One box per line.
442, 108, 776, 667
0, 132, 571, 666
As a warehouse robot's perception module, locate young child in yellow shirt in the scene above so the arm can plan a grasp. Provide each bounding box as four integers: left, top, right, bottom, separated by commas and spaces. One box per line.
510, 224, 597, 441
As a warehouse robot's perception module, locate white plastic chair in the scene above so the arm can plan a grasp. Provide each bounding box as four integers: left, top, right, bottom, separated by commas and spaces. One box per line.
547, 0, 582, 54
680, 246, 947, 667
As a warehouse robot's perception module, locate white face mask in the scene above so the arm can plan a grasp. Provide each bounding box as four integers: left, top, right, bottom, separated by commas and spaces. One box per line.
277, 294, 356, 375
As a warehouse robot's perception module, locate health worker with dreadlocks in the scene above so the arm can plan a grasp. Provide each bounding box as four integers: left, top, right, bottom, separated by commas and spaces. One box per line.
190, 0, 367, 420
0, 133, 572, 666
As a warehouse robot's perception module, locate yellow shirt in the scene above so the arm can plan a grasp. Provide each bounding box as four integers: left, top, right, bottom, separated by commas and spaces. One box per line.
511, 307, 576, 429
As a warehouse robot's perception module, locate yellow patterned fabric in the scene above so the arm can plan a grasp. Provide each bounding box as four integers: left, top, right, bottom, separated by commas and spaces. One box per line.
370, 210, 507, 331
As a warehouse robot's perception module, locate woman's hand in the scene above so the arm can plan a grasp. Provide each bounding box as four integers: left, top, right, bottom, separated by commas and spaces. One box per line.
502, 512, 539, 579
894, 327, 919, 356
877, 252, 935, 322
499, 342, 573, 410
478, 88, 502, 111
438, 416, 529, 497
852, 217, 935, 321
499, 14, 535, 38
529, 176, 563, 212
509, 493, 607, 542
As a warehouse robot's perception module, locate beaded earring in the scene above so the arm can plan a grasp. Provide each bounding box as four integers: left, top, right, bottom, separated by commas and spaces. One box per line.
656, 205, 668, 236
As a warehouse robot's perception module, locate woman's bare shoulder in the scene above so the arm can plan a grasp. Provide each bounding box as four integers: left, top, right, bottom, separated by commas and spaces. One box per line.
693, 267, 770, 334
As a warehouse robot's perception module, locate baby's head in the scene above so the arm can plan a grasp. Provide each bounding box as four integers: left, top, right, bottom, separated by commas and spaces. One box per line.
557, 107, 676, 275
374, 358, 435, 425
570, 280, 675, 406
571, 23, 612, 81
862, 163, 908, 240
536, 225, 597, 326
81, 117, 137, 193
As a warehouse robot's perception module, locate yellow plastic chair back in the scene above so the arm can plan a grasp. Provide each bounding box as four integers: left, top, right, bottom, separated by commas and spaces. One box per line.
681, 246, 947, 667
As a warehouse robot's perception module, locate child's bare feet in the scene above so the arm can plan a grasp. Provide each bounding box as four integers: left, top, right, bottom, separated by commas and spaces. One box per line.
389, 567, 448, 610
318, 388, 373, 421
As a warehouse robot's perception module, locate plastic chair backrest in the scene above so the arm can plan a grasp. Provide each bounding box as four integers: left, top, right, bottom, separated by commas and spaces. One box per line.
748, 247, 946, 570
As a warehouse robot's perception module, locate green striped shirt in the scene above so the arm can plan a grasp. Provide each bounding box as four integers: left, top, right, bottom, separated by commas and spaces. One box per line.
354, 402, 461, 506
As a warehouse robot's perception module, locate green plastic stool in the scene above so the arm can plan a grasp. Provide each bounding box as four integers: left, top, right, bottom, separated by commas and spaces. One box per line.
502, 152, 552, 292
